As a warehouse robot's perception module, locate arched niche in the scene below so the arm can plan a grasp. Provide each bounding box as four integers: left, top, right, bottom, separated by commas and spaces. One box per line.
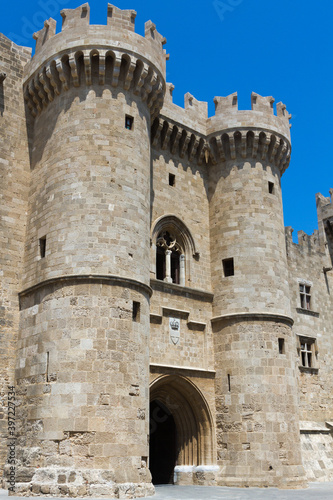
151, 215, 199, 286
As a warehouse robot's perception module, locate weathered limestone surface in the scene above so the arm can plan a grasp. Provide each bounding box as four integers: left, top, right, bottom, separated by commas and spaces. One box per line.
0, 3, 332, 497
300, 422, 333, 481
15, 281, 152, 497
0, 34, 31, 476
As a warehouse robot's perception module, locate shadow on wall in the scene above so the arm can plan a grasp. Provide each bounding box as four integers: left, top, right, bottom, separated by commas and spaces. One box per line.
0, 81, 4, 116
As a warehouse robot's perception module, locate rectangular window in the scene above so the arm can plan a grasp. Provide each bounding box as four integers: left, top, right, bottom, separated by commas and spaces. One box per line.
299, 337, 316, 368
268, 181, 274, 194
223, 258, 234, 277
299, 284, 311, 309
125, 115, 134, 130
169, 173, 175, 186
278, 338, 285, 354
39, 236, 46, 258
133, 301, 140, 322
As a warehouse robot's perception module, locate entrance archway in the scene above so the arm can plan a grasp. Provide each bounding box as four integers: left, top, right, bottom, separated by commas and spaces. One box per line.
149, 400, 177, 484
149, 375, 215, 484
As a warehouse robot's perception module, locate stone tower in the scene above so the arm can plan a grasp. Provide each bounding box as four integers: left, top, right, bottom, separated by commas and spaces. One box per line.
208, 93, 306, 487
12, 4, 166, 498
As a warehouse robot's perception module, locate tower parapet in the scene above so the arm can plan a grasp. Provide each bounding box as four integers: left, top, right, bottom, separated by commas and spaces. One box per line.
210, 91, 291, 138
151, 82, 209, 165
24, 3, 167, 120
208, 92, 291, 174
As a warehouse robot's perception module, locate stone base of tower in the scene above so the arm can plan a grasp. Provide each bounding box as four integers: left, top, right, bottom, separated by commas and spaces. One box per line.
213, 315, 308, 490
13, 278, 153, 499
5, 467, 155, 498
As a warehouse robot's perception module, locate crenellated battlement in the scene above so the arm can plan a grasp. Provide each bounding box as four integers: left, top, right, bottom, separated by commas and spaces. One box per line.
151, 82, 212, 165
32, 3, 138, 51
61, 3, 90, 31
285, 227, 321, 251
31, 4, 166, 57
284, 191, 333, 271
316, 191, 333, 253
23, 3, 167, 119
316, 190, 333, 221
22, 4, 292, 175
150, 87, 292, 170
107, 4, 137, 31
33, 18, 57, 54
209, 91, 291, 141
159, 82, 208, 134
213, 91, 291, 125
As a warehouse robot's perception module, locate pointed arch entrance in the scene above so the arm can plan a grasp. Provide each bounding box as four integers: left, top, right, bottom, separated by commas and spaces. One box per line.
149, 375, 215, 485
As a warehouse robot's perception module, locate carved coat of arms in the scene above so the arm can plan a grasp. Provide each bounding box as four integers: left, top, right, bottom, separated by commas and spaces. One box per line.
169, 317, 180, 345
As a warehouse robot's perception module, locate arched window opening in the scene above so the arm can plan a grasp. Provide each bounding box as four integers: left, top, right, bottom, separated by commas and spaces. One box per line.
152, 214, 199, 288
156, 246, 165, 281
156, 231, 185, 285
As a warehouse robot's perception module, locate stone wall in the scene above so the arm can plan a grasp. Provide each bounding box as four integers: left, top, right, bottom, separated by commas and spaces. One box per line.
286, 228, 333, 423
149, 282, 214, 371
0, 35, 31, 476
150, 120, 211, 292
300, 423, 333, 481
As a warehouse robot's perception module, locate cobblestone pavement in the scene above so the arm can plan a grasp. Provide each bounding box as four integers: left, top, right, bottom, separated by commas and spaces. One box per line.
1, 483, 333, 500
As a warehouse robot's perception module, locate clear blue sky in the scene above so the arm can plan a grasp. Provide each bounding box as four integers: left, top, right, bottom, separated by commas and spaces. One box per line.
1, 0, 332, 240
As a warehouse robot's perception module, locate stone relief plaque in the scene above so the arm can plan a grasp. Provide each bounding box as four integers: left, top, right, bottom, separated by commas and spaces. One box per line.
169, 317, 180, 345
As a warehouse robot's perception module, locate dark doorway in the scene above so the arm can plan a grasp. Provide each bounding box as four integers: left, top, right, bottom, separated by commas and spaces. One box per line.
149, 400, 177, 485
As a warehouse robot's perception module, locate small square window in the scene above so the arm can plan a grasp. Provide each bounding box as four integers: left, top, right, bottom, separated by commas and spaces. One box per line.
125, 115, 134, 130
278, 338, 285, 354
223, 258, 234, 277
268, 182, 274, 194
133, 301, 140, 322
169, 173, 175, 186
39, 236, 46, 258
299, 283, 311, 310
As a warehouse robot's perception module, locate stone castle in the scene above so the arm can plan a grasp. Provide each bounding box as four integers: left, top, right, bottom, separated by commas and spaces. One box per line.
0, 3, 332, 498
